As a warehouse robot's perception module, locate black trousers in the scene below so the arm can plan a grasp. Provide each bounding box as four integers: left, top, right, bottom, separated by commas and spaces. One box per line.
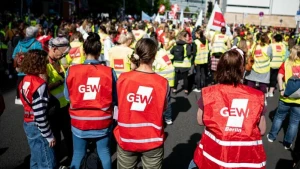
174, 71, 189, 91
195, 64, 208, 89
49, 103, 73, 163
269, 68, 279, 88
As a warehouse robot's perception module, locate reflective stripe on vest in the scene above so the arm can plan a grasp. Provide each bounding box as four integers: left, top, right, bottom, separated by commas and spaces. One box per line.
270, 43, 285, 69
199, 144, 266, 168
120, 137, 163, 143
195, 39, 209, 64
118, 122, 162, 130
252, 45, 270, 74
204, 130, 263, 146
70, 115, 112, 121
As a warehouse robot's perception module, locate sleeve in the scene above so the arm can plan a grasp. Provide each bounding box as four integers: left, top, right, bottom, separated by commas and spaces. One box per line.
197, 93, 204, 111
170, 46, 175, 55
32, 83, 54, 143
64, 69, 70, 101
186, 44, 192, 57
112, 69, 118, 106
278, 62, 285, 75
33, 41, 43, 50
165, 83, 171, 111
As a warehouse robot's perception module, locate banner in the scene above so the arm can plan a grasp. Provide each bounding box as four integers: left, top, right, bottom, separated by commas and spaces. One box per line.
195, 10, 203, 27
206, 3, 232, 36
170, 4, 180, 19
159, 5, 166, 14
142, 11, 151, 21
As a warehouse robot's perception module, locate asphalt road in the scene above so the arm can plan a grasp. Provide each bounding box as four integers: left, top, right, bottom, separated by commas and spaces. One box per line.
0, 79, 296, 169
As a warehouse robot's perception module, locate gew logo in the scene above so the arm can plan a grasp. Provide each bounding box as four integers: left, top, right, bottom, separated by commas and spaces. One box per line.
21, 82, 31, 97
127, 86, 153, 111
220, 99, 249, 132
78, 77, 101, 100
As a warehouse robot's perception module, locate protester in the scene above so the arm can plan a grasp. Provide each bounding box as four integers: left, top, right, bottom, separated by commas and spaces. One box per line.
47, 36, 73, 165
12, 26, 42, 105
64, 32, 117, 169
65, 31, 85, 65
171, 31, 193, 95
190, 48, 266, 169
103, 29, 117, 65
19, 49, 56, 169
114, 38, 169, 169
193, 29, 209, 92
109, 32, 134, 77
267, 45, 300, 150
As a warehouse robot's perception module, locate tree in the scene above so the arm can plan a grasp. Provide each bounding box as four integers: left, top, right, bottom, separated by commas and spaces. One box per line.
184, 6, 190, 12
156, 0, 171, 11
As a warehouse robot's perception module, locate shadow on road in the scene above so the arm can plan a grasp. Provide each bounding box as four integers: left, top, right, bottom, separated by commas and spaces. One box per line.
14, 154, 30, 169
163, 133, 201, 169
171, 97, 192, 122
0, 147, 8, 156
275, 158, 293, 169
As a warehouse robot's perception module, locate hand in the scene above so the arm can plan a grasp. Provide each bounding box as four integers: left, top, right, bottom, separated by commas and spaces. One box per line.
49, 138, 56, 147
280, 90, 285, 97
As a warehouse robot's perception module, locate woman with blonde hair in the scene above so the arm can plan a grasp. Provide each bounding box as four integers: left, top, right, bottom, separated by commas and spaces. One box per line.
267, 45, 300, 150
109, 32, 135, 77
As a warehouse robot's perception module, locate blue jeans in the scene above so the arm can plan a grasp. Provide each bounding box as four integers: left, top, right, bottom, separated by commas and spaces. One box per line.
188, 160, 198, 169
70, 134, 111, 169
163, 95, 172, 121
23, 122, 56, 169
269, 100, 300, 144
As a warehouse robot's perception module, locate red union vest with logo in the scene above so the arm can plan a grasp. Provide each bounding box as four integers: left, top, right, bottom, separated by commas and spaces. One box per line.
19, 75, 46, 123
194, 84, 266, 169
114, 71, 168, 152
67, 64, 113, 130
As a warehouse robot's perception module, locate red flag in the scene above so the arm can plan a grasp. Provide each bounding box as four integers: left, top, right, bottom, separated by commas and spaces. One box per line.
212, 12, 226, 27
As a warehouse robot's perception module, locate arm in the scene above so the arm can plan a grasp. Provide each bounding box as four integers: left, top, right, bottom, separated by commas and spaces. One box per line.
278, 73, 284, 96
258, 115, 266, 135
164, 84, 171, 112
197, 108, 204, 125
32, 83, 55, 144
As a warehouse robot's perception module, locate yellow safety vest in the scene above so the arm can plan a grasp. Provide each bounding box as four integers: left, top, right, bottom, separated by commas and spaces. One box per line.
66, 41, 85, 65
268, 33, 273, 43
270, 42, 286, 69
153, 49, 175, 87
252, 45, 270, 74
173, 45, 191, 68
31, 20, 37, 26
194, 39, 209, 65
109, 46, 133, 77
47, 62, 68, 108
280, 60, 300, 104
212, 33, 229, 54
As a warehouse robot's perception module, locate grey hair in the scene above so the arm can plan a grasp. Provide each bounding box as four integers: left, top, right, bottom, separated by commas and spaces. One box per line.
49, 37, 70, 47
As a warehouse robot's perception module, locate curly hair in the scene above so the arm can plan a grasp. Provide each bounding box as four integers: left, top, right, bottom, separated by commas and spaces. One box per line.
20, 49, 48, 75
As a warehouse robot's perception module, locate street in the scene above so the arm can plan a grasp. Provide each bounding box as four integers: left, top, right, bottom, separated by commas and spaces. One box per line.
0, 82, 296, 169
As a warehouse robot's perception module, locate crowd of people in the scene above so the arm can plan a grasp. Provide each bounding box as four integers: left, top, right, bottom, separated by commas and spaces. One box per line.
1, 11, 300, 169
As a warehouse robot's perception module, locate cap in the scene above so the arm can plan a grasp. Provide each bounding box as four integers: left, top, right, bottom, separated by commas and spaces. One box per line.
26, 26, 38, 38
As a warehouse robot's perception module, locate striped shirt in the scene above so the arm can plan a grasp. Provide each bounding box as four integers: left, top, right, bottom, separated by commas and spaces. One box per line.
32, 83, 54, 143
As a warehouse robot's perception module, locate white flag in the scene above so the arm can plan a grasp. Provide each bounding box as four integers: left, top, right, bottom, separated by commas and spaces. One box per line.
180, 9, 184, 28
155, 13, 161, 23
195, 10, 203, 27
206, 3, 232, 36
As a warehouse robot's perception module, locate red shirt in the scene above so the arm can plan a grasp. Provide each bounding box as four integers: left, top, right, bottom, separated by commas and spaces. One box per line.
278, 62, 285, 80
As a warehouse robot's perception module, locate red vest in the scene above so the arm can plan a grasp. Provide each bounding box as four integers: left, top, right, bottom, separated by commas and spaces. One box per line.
114, 71, 168, 152
19, 75, 46, 123
194, 84, 266, 169
67, 64, 113, 130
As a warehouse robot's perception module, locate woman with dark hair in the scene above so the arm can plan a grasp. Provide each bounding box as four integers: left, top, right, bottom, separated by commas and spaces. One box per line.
189, 48, 267, 169
65, 31, 85, 65
64, 32, 117, 169
19, 49, 56, 169
114, 38, 169, 169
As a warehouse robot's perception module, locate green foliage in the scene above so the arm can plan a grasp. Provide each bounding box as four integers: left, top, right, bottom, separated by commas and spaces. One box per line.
184, 6, 190, 12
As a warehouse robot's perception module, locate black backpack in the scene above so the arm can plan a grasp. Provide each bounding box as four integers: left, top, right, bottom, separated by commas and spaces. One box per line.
173, 45, 185, 62
80, 143, 102, 169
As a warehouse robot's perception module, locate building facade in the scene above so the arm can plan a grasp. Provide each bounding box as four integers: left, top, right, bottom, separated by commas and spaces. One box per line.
170, 0, 208, 14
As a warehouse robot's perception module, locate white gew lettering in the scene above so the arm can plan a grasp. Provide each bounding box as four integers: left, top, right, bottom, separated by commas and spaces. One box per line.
78, 77, 101, 100
220, 99, 249, 130
127, 86, 153, 111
